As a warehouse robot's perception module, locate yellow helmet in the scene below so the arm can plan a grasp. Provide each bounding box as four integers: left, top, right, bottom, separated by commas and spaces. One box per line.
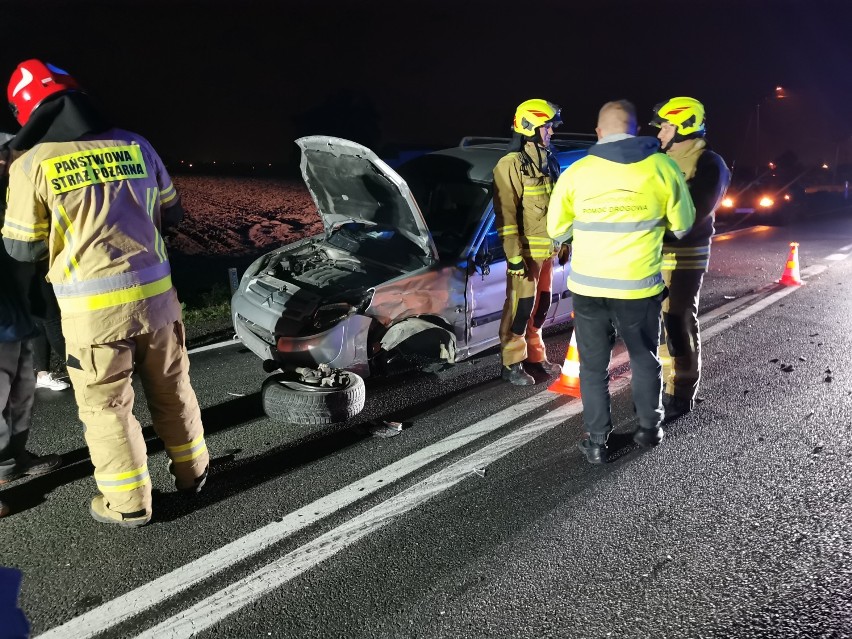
649, 96, 706, 138
512, 98, 562, 136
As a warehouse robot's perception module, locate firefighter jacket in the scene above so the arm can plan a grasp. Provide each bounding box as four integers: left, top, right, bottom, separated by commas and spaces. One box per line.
662, 141, 731, 271
547, 135, 695, 300
2, 128, 183, 344
493, 140, 560, 261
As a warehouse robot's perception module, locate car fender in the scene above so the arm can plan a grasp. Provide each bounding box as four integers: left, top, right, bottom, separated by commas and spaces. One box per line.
379, 316, 457, 370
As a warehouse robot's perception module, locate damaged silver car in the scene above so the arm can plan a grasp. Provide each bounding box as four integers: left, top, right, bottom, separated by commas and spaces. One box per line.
231, 135, 590, 426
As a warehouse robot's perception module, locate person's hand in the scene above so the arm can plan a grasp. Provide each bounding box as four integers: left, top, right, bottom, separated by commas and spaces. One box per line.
557, 242, 572, 266
526, 259, 541, 280
506, 258, 526, 278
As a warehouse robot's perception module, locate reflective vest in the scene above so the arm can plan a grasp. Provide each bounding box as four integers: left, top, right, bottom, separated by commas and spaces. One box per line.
2, 129, 182, 343
662, 148, 731, 271
493, 142, 559, 261
548, 152, 695, 299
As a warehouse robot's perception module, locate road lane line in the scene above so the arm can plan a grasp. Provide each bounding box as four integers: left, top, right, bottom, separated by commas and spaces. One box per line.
187, 338, 241, 355
133, 385, 630, 639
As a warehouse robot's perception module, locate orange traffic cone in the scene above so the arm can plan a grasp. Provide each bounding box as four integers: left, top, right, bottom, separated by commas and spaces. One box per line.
548, 326, 581, 397
778, 241, 804, 286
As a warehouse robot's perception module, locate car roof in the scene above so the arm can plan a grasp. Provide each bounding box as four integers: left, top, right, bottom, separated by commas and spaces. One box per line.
418, 134, 594, 183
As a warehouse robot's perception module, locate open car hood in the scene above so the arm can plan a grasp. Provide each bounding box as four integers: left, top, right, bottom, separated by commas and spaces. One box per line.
297, 136, 439, 262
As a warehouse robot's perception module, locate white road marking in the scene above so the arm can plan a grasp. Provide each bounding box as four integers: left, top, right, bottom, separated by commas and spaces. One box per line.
187, 337, 241, 355
824, 253, 849, 261
36, 233, 843, 638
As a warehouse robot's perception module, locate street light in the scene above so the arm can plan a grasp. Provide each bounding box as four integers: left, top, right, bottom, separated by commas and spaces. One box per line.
755, 86, 788, 168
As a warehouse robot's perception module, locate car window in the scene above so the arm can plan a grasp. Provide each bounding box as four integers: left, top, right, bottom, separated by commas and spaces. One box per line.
397, 155, 492, 259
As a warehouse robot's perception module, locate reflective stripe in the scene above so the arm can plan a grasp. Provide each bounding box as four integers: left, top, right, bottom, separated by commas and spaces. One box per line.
524, 184, 552, 196
166, 434, 208, 463
56, 274, 173, 313
497, 225, 518, 237
146, 188, 168, 263
95, 465, 150, 492
161, 182, 177, 205
574, 219, 665, 233
525, 236, 553, 244
1, 216, 49, 239
662, 256, 709, 270
662, 246, 710, 270
52, 205, 80, 282
53, 261, 172, 298
570, 270, 663, 291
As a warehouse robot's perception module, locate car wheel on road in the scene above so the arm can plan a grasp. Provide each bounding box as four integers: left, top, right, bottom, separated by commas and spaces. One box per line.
261, 366, 366, 426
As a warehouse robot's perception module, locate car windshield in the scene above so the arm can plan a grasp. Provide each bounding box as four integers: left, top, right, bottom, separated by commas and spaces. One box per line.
396, 154, 492, 259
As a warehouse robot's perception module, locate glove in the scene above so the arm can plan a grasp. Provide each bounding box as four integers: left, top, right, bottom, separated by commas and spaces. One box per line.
506, 258, 526, 278
557, 242, 572, 266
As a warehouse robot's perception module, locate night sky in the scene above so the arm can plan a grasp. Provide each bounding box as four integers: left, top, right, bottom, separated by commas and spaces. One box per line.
3, 0, 852, 175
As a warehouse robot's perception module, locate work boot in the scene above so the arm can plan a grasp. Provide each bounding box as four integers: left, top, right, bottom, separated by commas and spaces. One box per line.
633, 425, 665, 448
577, 438, 608, 464
501, 362, 535, 386
174, 464, 209, 495
525, 359, 562, 377
89, 496, 151, 528
663, 394, 693, 423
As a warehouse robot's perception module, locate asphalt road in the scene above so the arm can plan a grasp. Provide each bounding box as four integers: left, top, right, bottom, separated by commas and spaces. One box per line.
2, 211, 852, 639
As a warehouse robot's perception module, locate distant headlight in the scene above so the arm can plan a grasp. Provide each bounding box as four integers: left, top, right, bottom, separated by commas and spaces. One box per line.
758, 196, 774, 208
721, 196, 735, 208
783, 194, 791, 201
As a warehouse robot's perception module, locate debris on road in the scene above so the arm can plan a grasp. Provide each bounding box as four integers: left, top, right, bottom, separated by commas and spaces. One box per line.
366, 421, 403, 438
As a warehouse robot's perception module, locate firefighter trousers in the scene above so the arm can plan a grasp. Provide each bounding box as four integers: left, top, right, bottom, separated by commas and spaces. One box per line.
499, 257, 553, 366
659, 267, 705, 403
66, 320, 209, 518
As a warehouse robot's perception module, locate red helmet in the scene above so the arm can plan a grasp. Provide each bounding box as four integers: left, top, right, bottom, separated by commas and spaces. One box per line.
7, 59, 80, 125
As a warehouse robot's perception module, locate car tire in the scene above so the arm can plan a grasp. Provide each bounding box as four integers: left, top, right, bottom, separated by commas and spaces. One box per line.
261, 370, 366, 426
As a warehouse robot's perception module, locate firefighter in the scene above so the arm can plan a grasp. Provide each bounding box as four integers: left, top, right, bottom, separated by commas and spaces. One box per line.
493, 98, 564, 385
2, 60, 209, 527
649, 97, 731, 422
547, 100, 695, 464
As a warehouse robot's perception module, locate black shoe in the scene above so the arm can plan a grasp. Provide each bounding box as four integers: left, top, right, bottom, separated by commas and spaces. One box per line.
501, 363, 535, 386
633, 425, 665, 448
525, 359, 562, 377
0, 452, 63, 484
577, 438, 608, 464
663, 394, 693, 423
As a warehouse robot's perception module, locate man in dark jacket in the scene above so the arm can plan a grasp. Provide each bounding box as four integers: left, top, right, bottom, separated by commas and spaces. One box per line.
0, 133, 61, 518
649, 97, 731, 421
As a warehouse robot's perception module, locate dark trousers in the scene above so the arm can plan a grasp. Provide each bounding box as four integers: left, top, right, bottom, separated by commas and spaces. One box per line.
572, 292, 665, 442
30, 265, 66, 373
0, 340, 35, 479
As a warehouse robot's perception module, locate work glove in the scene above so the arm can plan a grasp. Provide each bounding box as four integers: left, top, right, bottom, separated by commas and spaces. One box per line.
506, 258, 526, 278
557, 242, 572, 266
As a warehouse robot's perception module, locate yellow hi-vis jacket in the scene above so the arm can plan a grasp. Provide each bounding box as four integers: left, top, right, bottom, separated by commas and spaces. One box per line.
493, 141, 559, 261
2, 129, 182, 344
547, 135, 695, 299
